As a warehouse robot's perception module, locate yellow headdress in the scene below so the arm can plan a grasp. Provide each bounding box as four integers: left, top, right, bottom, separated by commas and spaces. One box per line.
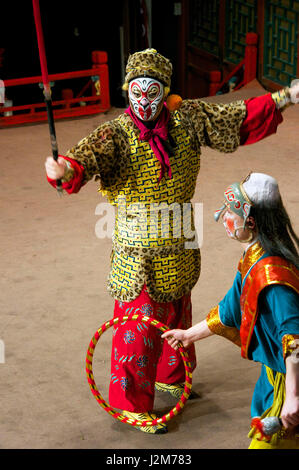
122, 48, 172, 96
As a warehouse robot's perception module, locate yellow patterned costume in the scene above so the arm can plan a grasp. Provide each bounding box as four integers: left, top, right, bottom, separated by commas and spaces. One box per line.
65, 99, 246, 302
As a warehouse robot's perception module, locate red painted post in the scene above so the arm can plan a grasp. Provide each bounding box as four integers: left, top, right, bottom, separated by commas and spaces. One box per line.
209, 70, 222, 96
61, 89, 74, 109
92, 51, 108, 65
244, 32, 258, 84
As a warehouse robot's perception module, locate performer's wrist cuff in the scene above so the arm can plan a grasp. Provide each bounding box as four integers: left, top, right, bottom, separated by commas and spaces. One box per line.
61, 159, 75, 182
271, 87, 292, 110
206, 306, 241, 347
282, 334, 299, 361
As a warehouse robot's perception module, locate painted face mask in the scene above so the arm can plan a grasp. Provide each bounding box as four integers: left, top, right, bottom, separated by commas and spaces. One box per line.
214, 181, 253, 227
222, 210, 240, 238
128, 77, 164, 121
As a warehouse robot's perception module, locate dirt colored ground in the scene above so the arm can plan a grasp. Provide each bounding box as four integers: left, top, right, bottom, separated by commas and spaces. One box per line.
1, 80, 299, 450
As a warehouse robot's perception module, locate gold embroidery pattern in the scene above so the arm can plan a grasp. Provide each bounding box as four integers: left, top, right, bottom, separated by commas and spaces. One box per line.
271, 88, 292, 111
61, 162, 75, 183
108, 244, 201, 303
206, 306, 241, 347
240, 254, 299, 359
282, 334, 299, 361
241, 242, 265, 281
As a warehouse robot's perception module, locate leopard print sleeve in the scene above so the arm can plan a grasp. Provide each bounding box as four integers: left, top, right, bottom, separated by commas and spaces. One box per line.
179, 99, 247, 153
65, 119, 122, 185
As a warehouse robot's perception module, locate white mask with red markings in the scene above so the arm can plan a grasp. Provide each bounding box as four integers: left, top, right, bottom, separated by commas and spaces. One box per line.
128, 77, 164, 121
222, 210, 242, 239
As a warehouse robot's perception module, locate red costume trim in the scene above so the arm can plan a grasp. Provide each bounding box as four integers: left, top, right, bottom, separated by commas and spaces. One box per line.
240, 256, 299, 359
46, 155, 85, 194
240, 93, 283, 145
251, 418, 271, 441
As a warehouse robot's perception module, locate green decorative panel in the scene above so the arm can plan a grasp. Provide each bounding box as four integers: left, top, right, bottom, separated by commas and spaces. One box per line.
264, 0, 299, 85
225, 0, 258, 63
189, 0, 220, 56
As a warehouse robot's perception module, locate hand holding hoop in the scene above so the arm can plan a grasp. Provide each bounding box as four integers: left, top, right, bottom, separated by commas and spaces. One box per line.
86, 313, 193, 428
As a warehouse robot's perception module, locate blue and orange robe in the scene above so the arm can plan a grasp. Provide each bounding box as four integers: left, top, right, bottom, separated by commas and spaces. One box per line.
206, 241, 299, 448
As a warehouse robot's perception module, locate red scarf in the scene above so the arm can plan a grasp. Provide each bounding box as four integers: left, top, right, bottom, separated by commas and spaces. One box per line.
126, 105, 172, 181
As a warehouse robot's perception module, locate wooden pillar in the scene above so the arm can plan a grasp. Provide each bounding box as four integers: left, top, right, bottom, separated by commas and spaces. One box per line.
244, 32, 258, 84
256, 0, 264, 82
178, 0, 189, 97
208, 70, 222, 96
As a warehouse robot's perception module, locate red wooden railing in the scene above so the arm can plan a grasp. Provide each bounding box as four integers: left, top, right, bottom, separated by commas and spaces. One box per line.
0, 50, 110, 127
209, 32, 258, 96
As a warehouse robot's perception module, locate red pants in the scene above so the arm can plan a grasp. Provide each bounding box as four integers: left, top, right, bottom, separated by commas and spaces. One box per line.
109, 285, 196, 412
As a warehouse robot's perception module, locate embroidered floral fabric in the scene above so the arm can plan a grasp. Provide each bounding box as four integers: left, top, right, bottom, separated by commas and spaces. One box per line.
108, 284, 196, 412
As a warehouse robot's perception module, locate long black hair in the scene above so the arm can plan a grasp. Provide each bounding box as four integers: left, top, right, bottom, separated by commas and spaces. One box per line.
249, 198, 299, 271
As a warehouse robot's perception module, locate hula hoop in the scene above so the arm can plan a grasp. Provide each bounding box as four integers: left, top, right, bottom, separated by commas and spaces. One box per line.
86, 313, 193, 427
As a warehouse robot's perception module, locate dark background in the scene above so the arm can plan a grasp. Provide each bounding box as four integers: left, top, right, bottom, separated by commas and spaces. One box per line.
0, 0, 181, 107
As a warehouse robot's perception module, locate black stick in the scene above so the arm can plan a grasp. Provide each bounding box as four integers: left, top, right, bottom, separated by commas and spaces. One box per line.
44, 95, 62, 193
